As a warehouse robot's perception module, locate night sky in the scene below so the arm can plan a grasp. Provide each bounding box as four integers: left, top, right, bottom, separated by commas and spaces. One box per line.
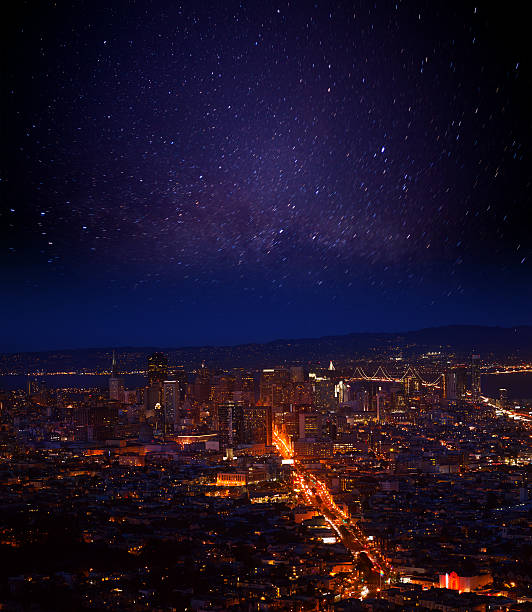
2, 1, 531, 352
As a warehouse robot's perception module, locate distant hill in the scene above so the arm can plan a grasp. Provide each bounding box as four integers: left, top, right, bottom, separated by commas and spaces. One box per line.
0, 326, 531, 374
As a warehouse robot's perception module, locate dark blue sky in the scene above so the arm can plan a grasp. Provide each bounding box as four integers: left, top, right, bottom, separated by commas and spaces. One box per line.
2, 0, 531, 351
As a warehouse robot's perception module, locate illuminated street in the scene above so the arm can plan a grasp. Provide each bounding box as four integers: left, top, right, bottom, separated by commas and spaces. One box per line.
273, 426, 391, 599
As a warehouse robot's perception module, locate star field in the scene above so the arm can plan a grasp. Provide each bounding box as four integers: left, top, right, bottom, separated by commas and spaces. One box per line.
2, 1, 531, 350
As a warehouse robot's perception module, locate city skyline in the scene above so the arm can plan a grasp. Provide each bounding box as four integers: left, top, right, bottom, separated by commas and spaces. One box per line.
2, 343, 532, 608
3, 1, 531, 351
3, 0, 532, 601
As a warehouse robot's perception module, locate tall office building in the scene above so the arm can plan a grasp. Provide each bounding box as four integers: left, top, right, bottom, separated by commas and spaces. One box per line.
192, 363, 211, 402
290, 366, 305, 383
403, 373, 422, 397
233, 401, 245, 445
27, 377, 42, 396
445, 368, 467, 402
27, 378, 50, 406
109, 351, 125, 403
217, 401, 234, 450
376, 390, 386, 423
147, 352, 168, 385
471, 354, 481, 403
163, 380, 180, 431
235, 372, 256, 404
278, 412, 297, 439
76, 399, 119, 441
290, 382, 313, 407
211, 375, 235, 404
152, 401, 164, 433
144, 383, 162, 408
259, 367, 291, 411
311, 376, 337, 411
109, 377, 125, 404
335, 380, 349, 404
298, 411, 323, 439
243, 405, 273, 446
173, 367, 188, 402
217, 399, 247, 449
499, 388, 508, 409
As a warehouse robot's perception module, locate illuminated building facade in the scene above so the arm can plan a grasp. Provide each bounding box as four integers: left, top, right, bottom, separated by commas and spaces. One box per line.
109, 377, 125, 403
290, 382, 314, 406
298, 411, 322, 439
218, 400, 242, 450
147, 352, 168, 385
277, 411, 299, 438
109, 351, 125, 403
211, 375, 235, 404
163, 380, 179, 431
145, 383, 162, 412
76, 400, 119, 441
471, 354, 481, 402
438, 571, 492, 593
290, 366, 305, 382
499, 387, 508, 408
216, 472, 247, 486
310, 375, 337, 410
259, 368, 291, 411
243, 404, 273, 445
293, 439, 333, 459
192, 364, 211, 402
445, 368, 466, 401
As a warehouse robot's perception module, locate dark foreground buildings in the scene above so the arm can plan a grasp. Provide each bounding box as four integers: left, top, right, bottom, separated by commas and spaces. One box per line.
0, 350, 531, 610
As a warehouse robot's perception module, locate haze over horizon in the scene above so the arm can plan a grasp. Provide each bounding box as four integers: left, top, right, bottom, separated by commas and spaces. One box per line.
2, 323, 531, 355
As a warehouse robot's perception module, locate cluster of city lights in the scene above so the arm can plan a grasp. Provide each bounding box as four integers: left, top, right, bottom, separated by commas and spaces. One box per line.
274, 424, 393, 593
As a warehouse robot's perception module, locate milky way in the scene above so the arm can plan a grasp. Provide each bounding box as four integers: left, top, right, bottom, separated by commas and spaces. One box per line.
2, 1, 531, 350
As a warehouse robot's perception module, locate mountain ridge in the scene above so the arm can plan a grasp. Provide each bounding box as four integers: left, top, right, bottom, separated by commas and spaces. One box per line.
1, 325, 531, 373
